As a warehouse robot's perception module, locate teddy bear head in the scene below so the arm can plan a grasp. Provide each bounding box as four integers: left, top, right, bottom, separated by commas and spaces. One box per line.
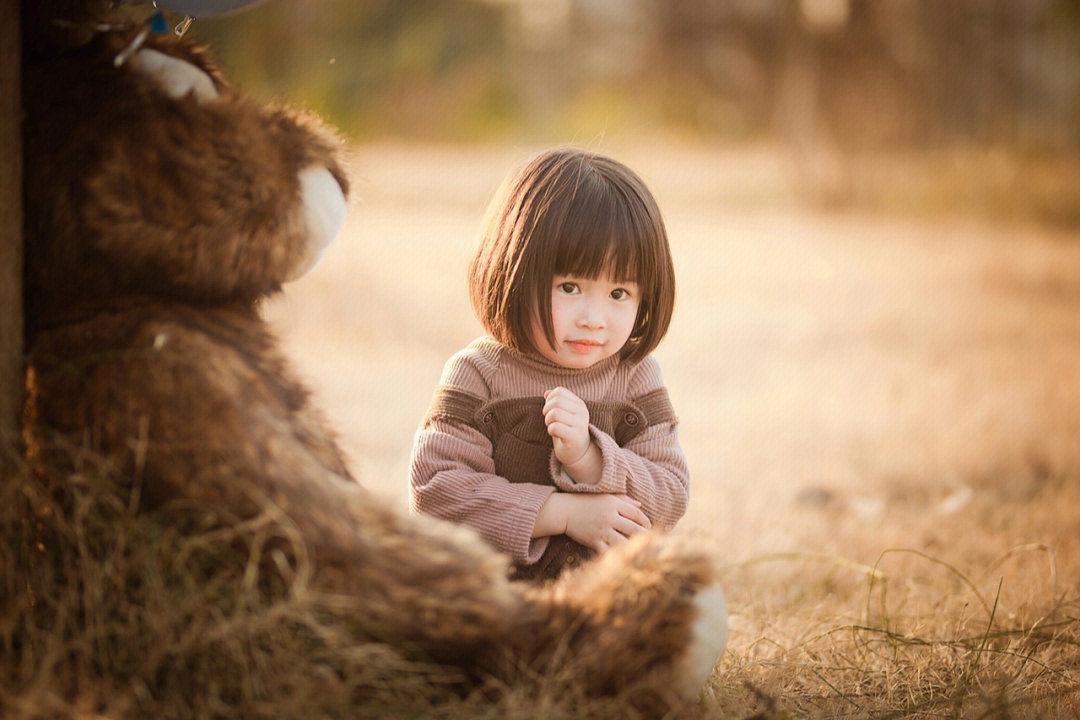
22, 1, 350, 335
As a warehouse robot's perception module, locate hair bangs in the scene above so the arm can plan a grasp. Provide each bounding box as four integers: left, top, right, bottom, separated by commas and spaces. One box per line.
550, 173, 646, 285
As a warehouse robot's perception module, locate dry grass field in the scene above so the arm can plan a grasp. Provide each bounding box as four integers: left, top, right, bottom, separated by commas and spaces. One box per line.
265, 142, 1080, 718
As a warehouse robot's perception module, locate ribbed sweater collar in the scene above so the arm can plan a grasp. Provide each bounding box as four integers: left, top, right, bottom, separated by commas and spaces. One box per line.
474, 336, 621, 378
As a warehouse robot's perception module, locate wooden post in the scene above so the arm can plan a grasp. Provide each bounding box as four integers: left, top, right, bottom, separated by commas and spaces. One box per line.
0, 0, 23, 460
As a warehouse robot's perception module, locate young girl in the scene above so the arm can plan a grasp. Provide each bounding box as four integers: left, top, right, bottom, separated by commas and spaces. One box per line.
409, 147, 688, 581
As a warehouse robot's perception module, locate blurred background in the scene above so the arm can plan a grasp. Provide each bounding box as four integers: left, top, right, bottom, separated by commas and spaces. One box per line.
188, 0, 1080, 224
192, 0, 1080, 224
189, 1, 1080, 567
194, 0, 1080, 148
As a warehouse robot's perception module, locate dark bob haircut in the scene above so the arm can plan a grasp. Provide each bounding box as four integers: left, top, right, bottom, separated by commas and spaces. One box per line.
468, 147, 676, 364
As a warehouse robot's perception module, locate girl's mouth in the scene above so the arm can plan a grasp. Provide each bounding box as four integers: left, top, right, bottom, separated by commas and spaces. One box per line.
565, 340, 602, 353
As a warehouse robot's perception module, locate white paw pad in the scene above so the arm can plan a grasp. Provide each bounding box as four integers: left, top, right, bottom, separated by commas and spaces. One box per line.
681, 583, 729, 695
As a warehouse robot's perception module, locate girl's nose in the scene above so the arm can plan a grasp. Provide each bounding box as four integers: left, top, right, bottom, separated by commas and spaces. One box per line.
577, 299, 605, 328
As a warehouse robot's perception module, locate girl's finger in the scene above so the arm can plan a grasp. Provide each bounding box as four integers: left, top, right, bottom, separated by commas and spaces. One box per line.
543, 408, 582, 429
545, 421, 575, 440
543, 396, 583, 416
614, 514, 648, 537
608, 530, 628, 545
544, 386, 568, 401
543, 389, 584, 410
618, 503, 651, 529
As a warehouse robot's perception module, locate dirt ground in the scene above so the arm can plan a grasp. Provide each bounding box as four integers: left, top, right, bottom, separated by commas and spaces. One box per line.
265, 142, 1080, 715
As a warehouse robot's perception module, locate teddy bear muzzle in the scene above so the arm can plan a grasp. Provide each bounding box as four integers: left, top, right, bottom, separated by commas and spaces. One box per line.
285, 163, 348, 281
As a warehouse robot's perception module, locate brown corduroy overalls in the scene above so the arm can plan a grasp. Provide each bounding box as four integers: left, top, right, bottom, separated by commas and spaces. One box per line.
423, 386, 676, 582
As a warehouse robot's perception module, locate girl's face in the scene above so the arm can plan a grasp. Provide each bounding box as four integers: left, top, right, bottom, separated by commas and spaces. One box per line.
530, 272, 641, 369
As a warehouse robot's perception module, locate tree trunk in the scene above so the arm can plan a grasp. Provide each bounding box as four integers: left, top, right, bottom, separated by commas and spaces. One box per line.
0, 0, 23, 461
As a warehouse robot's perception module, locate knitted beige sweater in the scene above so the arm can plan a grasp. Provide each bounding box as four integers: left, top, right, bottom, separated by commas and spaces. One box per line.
408, 336, 689, 575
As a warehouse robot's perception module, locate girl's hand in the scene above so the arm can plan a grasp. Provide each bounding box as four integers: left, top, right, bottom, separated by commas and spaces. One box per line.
543, 386, 592, 468
561, 493, 651, 552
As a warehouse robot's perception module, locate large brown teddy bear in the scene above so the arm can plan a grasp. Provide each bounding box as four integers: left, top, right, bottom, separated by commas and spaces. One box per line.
12, 1, 727, 716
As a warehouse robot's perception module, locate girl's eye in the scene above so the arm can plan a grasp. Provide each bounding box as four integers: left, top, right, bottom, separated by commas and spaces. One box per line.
558, 282, 579, 294
611, 288, 631, 300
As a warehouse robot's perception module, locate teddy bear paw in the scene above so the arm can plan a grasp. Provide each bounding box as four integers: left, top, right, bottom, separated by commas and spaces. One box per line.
680, 581, 728, 695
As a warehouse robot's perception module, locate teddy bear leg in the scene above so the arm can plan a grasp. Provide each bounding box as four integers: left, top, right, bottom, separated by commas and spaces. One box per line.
196, 435, 519, 665
507, 533, 728, 706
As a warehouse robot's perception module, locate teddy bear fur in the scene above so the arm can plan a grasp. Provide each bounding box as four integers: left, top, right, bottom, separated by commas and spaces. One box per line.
16, 1, 727, 713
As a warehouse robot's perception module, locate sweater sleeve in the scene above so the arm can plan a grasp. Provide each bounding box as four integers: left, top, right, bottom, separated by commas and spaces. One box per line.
549, 357, 689, 530
409, 350, 556, 564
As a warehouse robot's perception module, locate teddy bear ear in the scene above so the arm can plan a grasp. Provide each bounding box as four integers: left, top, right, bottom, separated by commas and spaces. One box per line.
154, 0, 270, 16
129, 48, 220, 103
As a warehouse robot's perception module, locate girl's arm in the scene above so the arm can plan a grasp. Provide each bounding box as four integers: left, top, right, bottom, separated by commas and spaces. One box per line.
550, 420, 689, 531
548, 359, 689, 530
535, 492, 651, 551
410, 418, 556, 564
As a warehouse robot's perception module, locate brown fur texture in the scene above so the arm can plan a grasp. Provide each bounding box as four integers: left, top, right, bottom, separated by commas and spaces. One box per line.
16, 2, 726, 713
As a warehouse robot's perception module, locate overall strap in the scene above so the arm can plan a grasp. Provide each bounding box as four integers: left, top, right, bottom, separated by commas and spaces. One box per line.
634, 387, 677, 426
422, 386, 485, 428
613, 387, 677, 445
